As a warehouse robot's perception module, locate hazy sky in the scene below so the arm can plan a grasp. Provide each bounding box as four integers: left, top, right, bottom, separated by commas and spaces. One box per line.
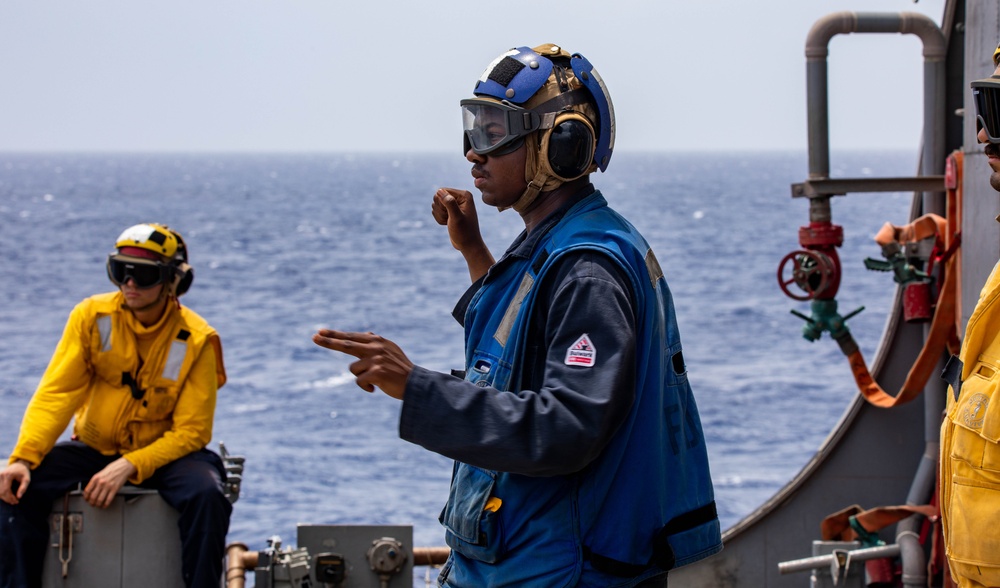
0, 0, 948, 153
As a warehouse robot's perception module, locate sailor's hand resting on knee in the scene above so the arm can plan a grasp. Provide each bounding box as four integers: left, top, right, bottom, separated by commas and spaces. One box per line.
84, 457, 137, 508
312, 329, 414, 400
0, 460, 31, 505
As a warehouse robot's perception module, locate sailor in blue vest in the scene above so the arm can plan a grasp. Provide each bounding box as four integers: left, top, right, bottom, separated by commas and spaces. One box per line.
313, 43, 722, 587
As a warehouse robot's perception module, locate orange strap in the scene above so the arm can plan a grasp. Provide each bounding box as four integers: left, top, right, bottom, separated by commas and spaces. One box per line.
873, 214, 947, 248
948, 151, 964, 331
821, 503, 938, 542
848, 255, 958, 407
849, 152, 963, 408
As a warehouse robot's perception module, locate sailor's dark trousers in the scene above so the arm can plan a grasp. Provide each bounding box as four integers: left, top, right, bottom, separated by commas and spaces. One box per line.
0, 441, 232, 588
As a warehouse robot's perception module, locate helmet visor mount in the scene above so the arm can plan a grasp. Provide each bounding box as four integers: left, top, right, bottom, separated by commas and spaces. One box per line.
972, 77, 1000, 144
461, 99, 541, 156
107, 256, 172, 289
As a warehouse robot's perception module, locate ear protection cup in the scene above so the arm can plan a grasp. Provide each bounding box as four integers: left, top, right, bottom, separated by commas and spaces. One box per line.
540, 112, 596, 182
166, 227, 194, 297
174, 262, 194, 296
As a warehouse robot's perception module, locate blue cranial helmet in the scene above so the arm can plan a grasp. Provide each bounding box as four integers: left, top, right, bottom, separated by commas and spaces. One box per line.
461, 44, 616, 173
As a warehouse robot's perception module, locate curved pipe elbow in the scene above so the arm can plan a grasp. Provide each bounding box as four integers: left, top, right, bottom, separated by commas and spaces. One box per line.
806, 12, 858, 58
805, 11, 945, 60
225, 543, 259, 588
899, 13, 947, 60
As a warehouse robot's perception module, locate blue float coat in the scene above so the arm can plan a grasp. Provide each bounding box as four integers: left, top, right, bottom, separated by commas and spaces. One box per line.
401, 189, 721, 587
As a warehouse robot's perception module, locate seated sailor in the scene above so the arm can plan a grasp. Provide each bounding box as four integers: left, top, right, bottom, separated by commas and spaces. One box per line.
0, 223, 232, 588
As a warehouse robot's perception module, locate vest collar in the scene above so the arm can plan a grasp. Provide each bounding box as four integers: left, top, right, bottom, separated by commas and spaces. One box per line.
508, 185, 600, 260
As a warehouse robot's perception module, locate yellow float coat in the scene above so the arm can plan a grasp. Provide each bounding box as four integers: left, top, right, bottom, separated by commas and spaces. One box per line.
942, 260, 1000, 587
9, 291, 225, 484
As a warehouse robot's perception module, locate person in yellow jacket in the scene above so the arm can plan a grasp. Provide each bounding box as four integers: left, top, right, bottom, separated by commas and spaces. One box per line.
0, 223, 231, 588
940, 42, 1000, 588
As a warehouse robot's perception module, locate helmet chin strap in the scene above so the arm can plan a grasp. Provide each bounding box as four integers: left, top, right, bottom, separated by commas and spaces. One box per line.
506, 169, 553, 214
498, 131, 562, 214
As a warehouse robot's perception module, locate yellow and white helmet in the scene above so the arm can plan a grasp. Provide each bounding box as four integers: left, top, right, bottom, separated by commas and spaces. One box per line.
107, 223, 194, 296
113, 223, 179, 259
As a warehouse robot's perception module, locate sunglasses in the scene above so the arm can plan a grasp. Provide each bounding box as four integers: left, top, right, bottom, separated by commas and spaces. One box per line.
972, 77, 1000, 143
106, 256, 172, 289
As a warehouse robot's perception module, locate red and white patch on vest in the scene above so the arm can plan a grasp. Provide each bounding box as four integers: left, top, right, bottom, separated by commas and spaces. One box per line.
565, 334, 597, 367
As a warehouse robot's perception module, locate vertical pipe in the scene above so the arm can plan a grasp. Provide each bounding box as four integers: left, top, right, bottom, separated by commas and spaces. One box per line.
805, 57, 830, 180
802, 12, 947, 588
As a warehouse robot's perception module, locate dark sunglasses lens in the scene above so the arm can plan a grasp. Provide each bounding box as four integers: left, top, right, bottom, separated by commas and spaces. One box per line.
974, 84, 1000, 141
131, 264, 163, 287
109, 260, 127, 284
110, 259, 163, 288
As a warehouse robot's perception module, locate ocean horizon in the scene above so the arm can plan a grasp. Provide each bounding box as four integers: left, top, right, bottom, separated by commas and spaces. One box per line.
0, 149, 917, 585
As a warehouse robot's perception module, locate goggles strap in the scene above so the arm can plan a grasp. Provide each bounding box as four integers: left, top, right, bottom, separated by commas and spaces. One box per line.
533, 89, 591, 116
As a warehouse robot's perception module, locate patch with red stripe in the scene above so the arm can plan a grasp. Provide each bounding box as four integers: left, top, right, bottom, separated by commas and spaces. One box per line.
565, 334, 597, 367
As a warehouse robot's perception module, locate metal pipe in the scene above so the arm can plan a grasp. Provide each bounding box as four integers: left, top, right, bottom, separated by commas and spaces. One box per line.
803, 12, 946, 587
896, 375, 945, 587
804, 12, 947, 182
778, 543, 901, 574
220, 542, 446, 587
413, 546, 451, 567
224, 542, 259, 588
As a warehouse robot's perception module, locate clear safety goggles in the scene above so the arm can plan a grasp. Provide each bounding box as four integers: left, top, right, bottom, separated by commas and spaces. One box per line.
460, 99, 542, 156
107, 256, 171, 289
972, 76, 1000, 143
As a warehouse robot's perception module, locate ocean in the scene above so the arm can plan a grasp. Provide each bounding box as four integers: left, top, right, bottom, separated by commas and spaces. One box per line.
0, 151, 915, 584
